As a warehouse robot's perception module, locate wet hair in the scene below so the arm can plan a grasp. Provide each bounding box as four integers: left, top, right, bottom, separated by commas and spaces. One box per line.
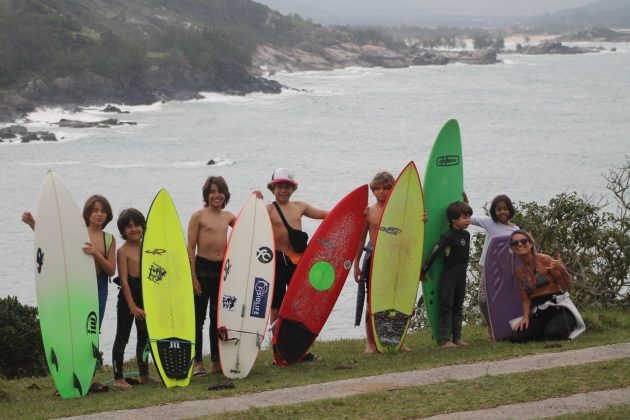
117, 208, 146, 240
83, 195, 113, 228
370, 172, 395, 191
202, 176, 230, 208
446, 201, 473, 223
490, 194, 515, 223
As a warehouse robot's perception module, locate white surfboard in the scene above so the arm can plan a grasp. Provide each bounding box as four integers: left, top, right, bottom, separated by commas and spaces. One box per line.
34, 171, 99, 398
217, 194, 275, 379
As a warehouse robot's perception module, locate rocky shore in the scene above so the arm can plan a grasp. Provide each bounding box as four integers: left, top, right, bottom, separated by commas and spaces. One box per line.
252, 42, 497, 73
503, 41, 604, 55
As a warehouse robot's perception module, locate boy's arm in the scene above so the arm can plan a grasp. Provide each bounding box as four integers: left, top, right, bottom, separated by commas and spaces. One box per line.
303, 203, 328, 220
117, 248, 145, 320
228, 211, 236, 228
187, 212, 201, 296
421, 234, 449, 278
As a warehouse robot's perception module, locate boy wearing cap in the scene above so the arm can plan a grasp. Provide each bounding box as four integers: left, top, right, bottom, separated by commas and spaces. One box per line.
267, 168, 328, 323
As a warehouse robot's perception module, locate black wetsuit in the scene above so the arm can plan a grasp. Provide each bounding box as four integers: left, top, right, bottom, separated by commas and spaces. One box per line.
194, 256, 222, 363
422, 227, 470, 344
112, 276, 149, 380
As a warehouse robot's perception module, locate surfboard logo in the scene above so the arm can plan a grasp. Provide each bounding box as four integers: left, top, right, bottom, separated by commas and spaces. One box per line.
436, 155, 460, 166
86, 311, 98, 335
257, 247, 273, 264
147, 262, 167, 284
36, 248, 44, 273
379, 226, 402, 235
145, 248, 167, 256
222, 295, 237, 311
223, 259, 232, 281
344, 260, 352, 270
250, 278, 270, 319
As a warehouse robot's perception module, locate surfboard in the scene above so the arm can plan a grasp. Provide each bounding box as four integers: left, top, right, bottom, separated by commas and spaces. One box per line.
273, 185, 368, 365
33, 171, 99, 399
368, 162, 424, 352
484, 235, 522, 341
142, 188, 195, 388
422, 119, 464, 345
217, 194, 275, 379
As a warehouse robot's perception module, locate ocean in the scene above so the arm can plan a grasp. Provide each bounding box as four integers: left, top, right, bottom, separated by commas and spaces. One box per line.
1, 42, 629, 364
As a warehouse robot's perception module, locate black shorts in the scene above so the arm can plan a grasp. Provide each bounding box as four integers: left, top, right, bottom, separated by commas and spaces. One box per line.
272, 251, 297, 309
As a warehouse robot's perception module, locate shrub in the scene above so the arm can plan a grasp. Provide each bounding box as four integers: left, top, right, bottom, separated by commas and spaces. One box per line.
0, 296, 47, 379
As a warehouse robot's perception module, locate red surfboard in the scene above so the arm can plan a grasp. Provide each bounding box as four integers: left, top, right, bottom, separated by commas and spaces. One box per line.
272, 185, 368, 365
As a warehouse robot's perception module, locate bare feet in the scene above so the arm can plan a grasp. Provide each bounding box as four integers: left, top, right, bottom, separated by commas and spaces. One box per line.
441, 341, 458, 349
140, 376, 161, 384
364, 346, 375, 354
400, 343, 412, 352
112, 378, 132, 389
454, 339, 468, 346
210, 361, 222, 374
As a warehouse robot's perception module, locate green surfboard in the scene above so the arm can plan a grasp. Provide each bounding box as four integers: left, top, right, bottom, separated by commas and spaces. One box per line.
422, 120, 464, 345
34, 171, 99, 398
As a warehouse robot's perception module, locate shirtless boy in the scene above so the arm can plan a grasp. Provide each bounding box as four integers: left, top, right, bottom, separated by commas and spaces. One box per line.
353, 172, 394, 353
187, 176, 235, 375
266, 168, 328, 324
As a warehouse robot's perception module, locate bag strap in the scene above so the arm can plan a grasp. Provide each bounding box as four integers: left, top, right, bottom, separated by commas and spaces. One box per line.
273, 201, 294, 233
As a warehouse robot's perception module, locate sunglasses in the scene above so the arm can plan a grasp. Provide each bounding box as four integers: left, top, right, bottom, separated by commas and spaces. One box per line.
511, 238, 530, 247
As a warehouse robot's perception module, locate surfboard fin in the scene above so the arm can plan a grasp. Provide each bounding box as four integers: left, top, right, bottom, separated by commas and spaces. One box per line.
92, 344, 103, 365
50, 348, 58, 372
73, 373, 83, 395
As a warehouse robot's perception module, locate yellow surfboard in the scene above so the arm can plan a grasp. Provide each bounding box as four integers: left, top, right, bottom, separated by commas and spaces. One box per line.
368, 162, 424, 352
142, 188, 195, 387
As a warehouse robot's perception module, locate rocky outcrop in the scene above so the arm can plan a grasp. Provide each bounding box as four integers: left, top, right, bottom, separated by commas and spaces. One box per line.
57, 118, 137, 128
253, 43, 498, 73
20, 131, 57, 142
0, 125, 57, 142
507, 41, 602, 55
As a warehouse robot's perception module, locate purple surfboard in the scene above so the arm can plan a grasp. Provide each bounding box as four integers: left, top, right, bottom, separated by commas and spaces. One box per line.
484, 235, 522, 341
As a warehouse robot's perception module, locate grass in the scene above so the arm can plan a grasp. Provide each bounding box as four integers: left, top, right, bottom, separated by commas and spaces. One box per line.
0, 308, 629, 419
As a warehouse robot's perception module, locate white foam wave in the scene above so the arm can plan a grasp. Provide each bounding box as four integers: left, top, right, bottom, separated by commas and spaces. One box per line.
195, 92, 251, 104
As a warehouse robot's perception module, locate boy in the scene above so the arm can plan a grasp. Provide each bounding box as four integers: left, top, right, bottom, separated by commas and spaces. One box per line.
112, 208, 151, 388
187, 176, 235, 376
421, 201, 472, 348
266, 168, 328, 324
353, 171, 395, 353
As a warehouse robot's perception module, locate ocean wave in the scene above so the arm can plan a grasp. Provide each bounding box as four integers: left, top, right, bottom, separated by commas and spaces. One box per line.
194, 92, 252, 104
98, 157, 234, 169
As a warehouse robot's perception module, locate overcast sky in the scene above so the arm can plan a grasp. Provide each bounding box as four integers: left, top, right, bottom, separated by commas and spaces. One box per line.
421, 0, 596, 16
256, 0, 600, 19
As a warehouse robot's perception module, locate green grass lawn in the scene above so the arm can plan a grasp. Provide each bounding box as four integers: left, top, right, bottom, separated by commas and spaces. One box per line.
1, 308, 629, 419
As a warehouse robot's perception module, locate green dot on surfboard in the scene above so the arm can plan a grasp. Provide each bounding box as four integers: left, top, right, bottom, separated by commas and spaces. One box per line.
309, 261, 335, 291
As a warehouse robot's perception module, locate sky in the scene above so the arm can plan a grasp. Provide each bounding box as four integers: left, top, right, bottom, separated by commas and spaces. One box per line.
255, 0, 601, 24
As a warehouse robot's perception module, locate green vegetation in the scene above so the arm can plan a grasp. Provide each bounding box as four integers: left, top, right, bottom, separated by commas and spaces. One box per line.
0, 296, 47, 379
0, 308, 629, 418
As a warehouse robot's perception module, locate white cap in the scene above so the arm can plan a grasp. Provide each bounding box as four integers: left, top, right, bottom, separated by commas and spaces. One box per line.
271, 168, 297, 185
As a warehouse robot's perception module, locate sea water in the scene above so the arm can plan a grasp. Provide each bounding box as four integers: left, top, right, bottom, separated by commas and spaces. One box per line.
1, 42, 629, 364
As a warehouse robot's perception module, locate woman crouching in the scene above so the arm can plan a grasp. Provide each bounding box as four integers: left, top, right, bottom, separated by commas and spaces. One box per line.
509, 230, 585, 342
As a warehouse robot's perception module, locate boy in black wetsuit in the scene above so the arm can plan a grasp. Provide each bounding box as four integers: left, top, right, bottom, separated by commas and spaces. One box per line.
421, 201, 472, 348
112, 208, 151, 388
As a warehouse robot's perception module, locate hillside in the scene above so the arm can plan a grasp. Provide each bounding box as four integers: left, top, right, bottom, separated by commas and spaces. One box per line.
0, 0, 333, 121
0, 0, 499, 123
534, 0, 630, 27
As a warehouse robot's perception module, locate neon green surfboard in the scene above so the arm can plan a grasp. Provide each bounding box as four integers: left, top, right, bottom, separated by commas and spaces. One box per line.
34, 171, 99, 398
368, 161, 424, 352
422, 119, 464, 344
142, 188, 195, 388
